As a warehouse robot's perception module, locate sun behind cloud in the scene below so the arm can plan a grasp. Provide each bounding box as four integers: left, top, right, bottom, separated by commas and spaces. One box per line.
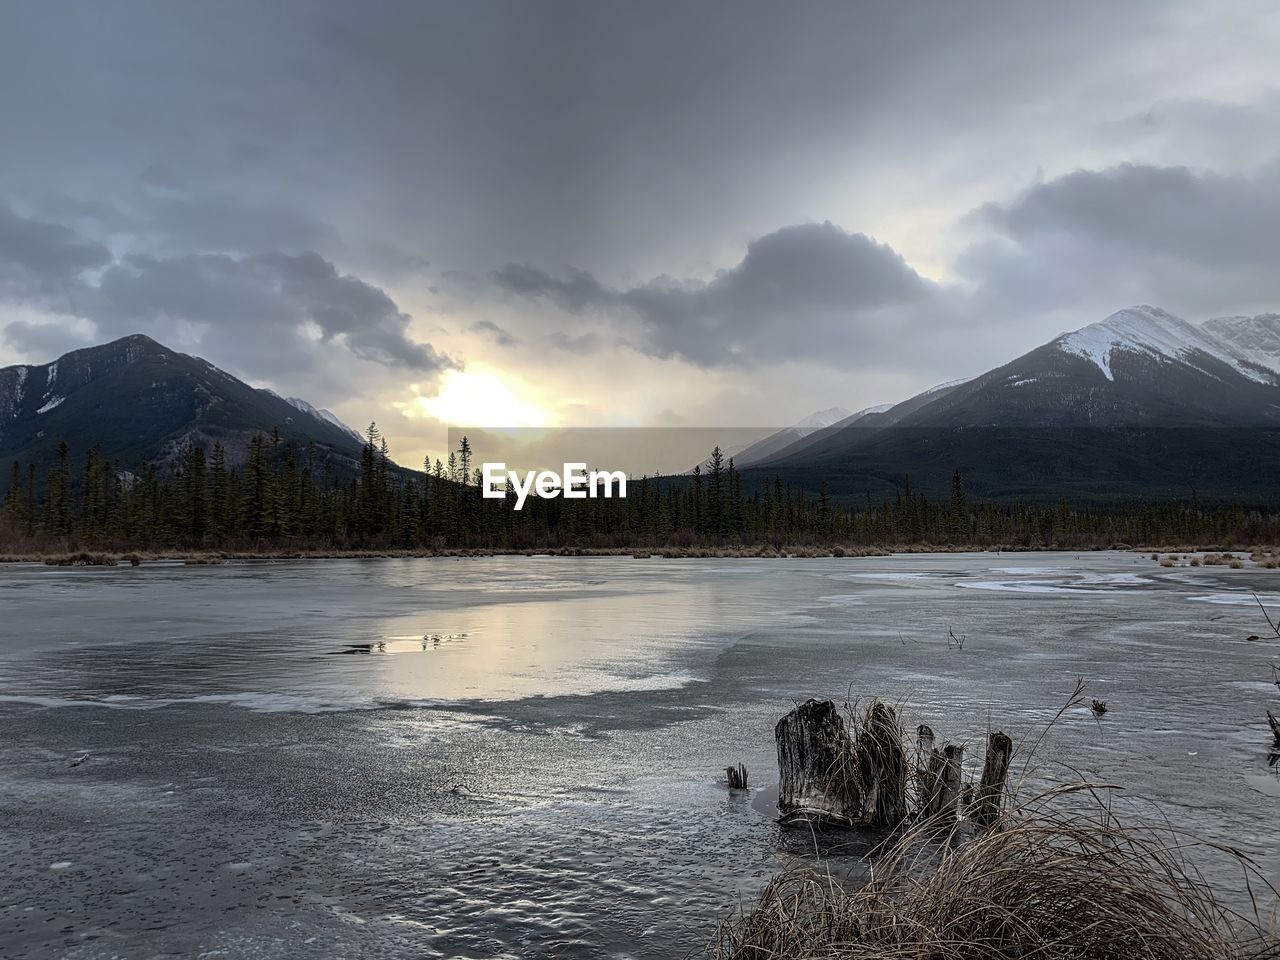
415, 366, 550, 428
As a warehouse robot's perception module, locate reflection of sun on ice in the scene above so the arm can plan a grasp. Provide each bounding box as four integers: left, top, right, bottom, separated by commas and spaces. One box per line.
416, 367, 549, 428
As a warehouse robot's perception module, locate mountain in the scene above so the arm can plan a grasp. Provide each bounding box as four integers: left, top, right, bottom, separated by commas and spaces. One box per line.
1202, 313, 1280, 374
274, 393, 365, 447
729, 406, 856, 467
0, 335, 371, 477
748, 380, 970, 468
745, 305, 1280, 504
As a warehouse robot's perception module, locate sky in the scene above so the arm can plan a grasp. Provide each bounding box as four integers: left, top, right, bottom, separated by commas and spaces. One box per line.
1, 0, 1278, 468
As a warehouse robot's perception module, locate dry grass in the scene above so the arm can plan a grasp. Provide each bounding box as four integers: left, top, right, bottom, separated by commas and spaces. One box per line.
709, 783, 1279, 960
711, 684, 1279, 960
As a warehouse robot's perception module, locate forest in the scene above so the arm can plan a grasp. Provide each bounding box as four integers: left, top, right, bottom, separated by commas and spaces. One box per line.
2, 424, 1278, 555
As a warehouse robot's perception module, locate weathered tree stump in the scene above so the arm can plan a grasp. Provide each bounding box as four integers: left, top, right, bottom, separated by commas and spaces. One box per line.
922, 743, 964, 822
972, 731, 1013, 827
726, 763, 748, 789
775, 699, 861, 827
859, 702, 908, 828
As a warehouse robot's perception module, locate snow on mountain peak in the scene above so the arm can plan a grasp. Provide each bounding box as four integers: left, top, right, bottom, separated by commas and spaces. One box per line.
793, 407, 852, 432
284, 396, 364, 445
1202, 313, 1280, 375
1055, 305, 1271, 383
920, 377, 972, 396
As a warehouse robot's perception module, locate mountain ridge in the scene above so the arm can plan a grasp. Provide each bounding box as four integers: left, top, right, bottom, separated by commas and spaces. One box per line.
0, 334, 373, 477
741, 304, 1280, 504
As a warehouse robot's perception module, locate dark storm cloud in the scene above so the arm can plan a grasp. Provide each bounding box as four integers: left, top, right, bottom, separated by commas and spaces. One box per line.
0, 0, 1276, 402
0, 0, 1158, 278
496, 222, 939, 367
961, 162, 1280, 316
144, 195, 337, 254
976, 163, 1280, 268
91, 250, 453, 372
0, 204, 110, 284
0, 206, 452, 377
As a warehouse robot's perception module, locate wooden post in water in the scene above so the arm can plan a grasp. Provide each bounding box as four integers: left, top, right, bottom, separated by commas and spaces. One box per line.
1268, 710, 1280, 747
973, 731, 1013, 827
775, 699, 861, 827
725, 763, 748, 789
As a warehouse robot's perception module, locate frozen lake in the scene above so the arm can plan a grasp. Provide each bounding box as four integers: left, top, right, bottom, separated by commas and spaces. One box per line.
1, 552, 1277, 958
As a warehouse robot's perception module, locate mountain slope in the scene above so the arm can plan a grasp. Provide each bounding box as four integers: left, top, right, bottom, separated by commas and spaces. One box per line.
730, 406, 856, 467
1202, 313, 1280, 375
0, 335, 370, 476
746, 305, 1280, 504
749, 379, 969, 468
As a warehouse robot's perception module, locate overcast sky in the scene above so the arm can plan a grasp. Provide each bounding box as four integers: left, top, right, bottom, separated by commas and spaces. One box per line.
1, 1, 1278, 466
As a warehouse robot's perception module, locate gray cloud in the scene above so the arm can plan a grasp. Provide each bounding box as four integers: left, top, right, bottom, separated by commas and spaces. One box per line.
0, 207, 453, 382
961, 161, 1280, 319
497, 221, 940, 367
1, 1, 1278, 429
144, 195, 337, 254
470, 319, 518, 347
0, 203, 110, 287
90, 249, 454, 372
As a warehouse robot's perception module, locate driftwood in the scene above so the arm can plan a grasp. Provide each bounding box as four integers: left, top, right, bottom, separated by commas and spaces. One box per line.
972, 732, 1014, 827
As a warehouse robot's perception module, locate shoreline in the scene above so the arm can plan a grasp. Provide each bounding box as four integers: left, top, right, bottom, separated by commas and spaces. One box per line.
2, 544, 1276, 566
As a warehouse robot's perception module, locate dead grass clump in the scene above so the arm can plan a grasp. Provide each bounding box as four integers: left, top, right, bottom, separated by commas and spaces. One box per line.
710, 785, 1278, 960
1231, 559, 1245, 569
1160, 556, 1176, 567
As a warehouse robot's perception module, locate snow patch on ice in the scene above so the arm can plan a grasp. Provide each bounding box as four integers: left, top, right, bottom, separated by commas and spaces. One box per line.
1186, 592, 1280, 607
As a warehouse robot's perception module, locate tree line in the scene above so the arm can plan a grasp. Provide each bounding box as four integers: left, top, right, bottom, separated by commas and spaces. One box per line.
2, 425, 1277, 553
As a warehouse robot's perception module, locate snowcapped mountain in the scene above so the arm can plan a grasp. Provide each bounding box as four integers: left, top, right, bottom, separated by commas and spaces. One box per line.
0, 335, 373, 476
1202, 313, 1280, 375
792, 407, 854, 432
731, 406, 863, 467
749, 304, 1280, 503
277, 394, 365, 446
1054, 305, 1274, 384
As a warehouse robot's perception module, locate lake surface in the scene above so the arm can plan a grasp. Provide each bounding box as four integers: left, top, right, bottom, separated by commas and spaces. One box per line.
1, 552, 1277, 958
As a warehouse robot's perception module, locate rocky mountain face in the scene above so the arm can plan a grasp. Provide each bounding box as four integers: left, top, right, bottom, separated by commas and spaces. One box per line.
0, 335, 369, 477
1202, 313, 1280, 374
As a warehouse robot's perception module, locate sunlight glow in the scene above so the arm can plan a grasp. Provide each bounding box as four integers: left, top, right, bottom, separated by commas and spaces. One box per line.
416, 368, 550, 428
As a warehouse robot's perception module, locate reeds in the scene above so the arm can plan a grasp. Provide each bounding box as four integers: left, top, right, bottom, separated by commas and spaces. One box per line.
711, 686, 1280, 959
711, 784, 1279, 959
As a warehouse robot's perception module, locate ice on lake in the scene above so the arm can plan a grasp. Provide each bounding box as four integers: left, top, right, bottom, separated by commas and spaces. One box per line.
0, 551, 1277, 958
